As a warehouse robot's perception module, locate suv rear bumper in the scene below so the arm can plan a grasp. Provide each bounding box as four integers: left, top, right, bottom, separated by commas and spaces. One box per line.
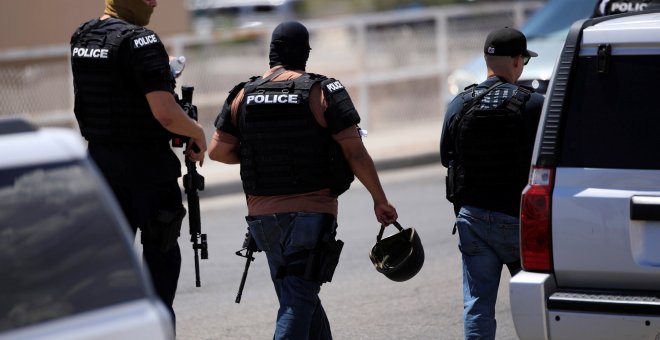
510, 271, 660, 340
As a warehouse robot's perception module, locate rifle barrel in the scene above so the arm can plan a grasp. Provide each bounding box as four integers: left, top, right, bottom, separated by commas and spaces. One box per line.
194, 245, 201, 287
235, 250, 253, 303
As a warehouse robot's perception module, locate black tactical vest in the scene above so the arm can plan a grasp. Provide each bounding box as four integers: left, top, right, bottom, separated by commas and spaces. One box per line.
238, 73, 339, 196
447, 83, 531, 216
70, 18, 171, 144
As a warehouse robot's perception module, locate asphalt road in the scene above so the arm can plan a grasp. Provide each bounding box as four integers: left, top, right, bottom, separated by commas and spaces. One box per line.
172, 163, 517, 340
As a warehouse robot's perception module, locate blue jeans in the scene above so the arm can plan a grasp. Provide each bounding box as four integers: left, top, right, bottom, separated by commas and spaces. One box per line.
456, 205, 520, 340
246, 212, 335, 340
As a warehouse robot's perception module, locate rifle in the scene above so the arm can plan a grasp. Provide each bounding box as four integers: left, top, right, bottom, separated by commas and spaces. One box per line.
174, 85, 208, 287
235, 231, 259, 303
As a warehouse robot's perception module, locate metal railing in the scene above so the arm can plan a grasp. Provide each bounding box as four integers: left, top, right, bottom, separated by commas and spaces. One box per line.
0, 2, 542, 130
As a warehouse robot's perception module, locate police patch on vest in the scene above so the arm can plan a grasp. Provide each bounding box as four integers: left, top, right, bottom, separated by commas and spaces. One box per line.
133, 34, 159, 48
72, 47, 109, 59
325, 80, 345, 93
246, 94, 300, 105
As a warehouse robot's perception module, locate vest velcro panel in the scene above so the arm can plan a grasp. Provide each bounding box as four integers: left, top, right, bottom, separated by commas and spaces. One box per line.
238, 74, 333, 196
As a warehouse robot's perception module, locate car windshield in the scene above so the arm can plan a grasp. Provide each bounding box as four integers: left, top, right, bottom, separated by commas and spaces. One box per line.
0, 160, 149, 332
522, 0, 596, 39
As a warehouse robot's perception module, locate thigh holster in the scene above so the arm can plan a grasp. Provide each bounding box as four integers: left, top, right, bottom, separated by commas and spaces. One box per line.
276, 239, 344, 284
141, 206, 186, 252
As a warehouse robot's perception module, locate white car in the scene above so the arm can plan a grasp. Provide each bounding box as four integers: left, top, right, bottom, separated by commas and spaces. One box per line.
510, 9, 660, 340
445, 0, 598, 101
0, 118, 173, 339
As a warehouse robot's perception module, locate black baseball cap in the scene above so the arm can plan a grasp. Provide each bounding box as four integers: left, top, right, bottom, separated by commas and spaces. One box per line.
484, 27, 538, 58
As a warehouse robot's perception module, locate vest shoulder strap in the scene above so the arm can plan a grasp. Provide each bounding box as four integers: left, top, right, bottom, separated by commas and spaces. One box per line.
294, 72, 325, 91
228, 81, 247, 101
459, 83, 478, 109
106, 20, 144, 47
256, 67, 287, 85
306, 72, 328, 81
243, 68, 286, 93
504, 85, 532, 114
71, 19, 103, 45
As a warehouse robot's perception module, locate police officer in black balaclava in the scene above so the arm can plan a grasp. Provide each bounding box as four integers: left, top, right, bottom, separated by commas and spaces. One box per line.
209, 21, 398, 340
70, 0, 206, 331
269, 21, 312, 70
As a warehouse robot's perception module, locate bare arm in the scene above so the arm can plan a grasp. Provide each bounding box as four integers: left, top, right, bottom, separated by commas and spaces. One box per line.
146, 90, 207, 165
338, 135, 398, 225
208, 129, 240, 164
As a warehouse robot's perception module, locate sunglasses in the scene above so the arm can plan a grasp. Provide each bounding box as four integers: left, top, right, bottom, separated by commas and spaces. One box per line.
522, 55, 530, 65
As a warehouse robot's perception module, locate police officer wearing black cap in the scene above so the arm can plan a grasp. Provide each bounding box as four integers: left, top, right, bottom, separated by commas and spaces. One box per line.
209, 21, 398, 339
70, 0, 207, 327
440, 27, 544, 340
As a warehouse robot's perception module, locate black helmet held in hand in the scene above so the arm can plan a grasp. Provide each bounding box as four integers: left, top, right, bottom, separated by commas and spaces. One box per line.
369, 221, 424, 282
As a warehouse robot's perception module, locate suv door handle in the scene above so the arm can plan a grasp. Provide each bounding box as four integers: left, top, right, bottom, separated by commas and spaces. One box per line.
630, 196, 660, 221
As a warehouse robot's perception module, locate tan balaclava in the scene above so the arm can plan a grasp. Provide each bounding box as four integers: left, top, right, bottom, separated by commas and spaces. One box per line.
104, 0, 154, 26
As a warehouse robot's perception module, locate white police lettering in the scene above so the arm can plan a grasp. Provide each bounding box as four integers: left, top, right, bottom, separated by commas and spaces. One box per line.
325, 80, 344, 93
246, 94, 300, 105
611, 1, 647, 13
72, 47, 109, 59
133, 34, 159, 48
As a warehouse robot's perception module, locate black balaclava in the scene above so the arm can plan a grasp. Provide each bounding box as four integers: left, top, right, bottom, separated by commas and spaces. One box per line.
269, 21, 311, 71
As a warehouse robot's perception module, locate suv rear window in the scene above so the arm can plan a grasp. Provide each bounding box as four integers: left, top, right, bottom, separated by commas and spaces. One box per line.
559, 54, 660, 170
0, 160, 148, 331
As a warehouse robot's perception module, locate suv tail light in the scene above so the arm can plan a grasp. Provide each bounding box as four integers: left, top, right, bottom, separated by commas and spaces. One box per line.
520, 167, 555, 272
